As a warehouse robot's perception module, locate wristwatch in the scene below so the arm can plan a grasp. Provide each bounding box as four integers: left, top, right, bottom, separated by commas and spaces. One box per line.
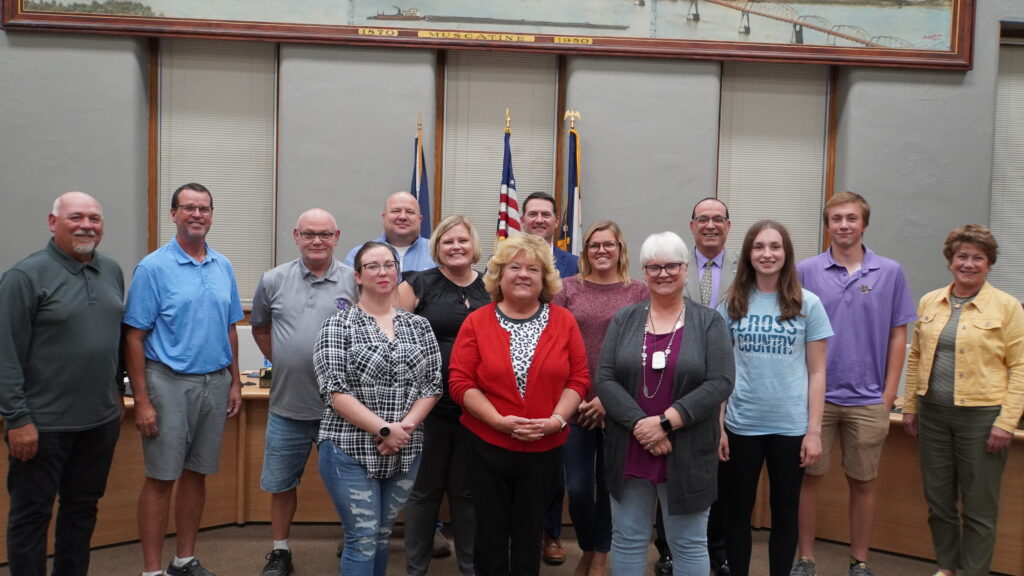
551, 413, 568, 431
379, 425, 391, 437
659, 414, 672, 433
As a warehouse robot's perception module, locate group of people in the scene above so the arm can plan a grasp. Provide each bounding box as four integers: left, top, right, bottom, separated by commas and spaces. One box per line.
1, 185, 1021, 576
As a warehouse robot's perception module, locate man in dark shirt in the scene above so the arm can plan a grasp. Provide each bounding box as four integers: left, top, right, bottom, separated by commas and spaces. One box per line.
0, 191, 125, 576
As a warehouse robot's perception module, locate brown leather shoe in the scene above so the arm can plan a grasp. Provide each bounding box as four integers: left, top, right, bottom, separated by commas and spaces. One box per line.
543, 537, 567, 565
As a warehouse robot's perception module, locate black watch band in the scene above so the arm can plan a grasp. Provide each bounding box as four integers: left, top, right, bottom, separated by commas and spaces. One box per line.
659, 414, 672, 433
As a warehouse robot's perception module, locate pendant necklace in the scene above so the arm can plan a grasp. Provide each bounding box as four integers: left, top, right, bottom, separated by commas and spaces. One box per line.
641, 303, 685, 399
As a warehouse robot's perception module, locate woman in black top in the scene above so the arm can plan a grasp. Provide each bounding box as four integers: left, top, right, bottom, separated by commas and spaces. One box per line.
398, 214, 490, 576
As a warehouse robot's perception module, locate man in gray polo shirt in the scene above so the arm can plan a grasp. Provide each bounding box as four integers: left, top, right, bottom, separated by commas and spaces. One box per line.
251, 208, 358, 576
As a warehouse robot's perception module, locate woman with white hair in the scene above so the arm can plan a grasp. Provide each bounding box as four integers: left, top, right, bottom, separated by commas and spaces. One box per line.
596, 231, 735, 575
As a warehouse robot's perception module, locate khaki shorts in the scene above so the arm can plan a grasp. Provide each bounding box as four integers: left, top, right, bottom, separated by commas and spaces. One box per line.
806, 402, 890, 481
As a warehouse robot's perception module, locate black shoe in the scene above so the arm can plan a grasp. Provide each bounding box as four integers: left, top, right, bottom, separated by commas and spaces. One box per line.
260, 549, 294, 576
714, 560, 731, 576
654, 552, 673, 575
165, 558, 214, 576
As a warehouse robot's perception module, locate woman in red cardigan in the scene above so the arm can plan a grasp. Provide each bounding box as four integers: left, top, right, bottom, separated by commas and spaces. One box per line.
449, 234, 589, 576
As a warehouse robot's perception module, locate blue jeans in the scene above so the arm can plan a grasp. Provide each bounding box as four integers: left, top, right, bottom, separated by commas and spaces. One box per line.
610, 478, 709, 576
564, 423, 611, 553
318, 440, 421, 576
260, 412, 319, 493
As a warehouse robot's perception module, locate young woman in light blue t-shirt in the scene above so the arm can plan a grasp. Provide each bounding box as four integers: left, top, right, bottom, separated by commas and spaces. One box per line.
717, 220, 832, 576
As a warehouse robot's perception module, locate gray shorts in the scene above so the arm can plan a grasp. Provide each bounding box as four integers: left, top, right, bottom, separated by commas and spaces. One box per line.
142, 360, 230, 480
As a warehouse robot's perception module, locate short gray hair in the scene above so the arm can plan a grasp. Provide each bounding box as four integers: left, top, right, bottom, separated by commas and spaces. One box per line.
638, 231, 689, 266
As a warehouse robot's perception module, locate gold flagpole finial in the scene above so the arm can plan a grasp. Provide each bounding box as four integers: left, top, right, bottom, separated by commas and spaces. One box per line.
564, 109, 581, 130
505, 108, 511, 133
417, 112, 423, 132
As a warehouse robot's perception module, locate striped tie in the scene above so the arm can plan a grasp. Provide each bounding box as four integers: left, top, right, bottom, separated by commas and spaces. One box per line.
700, 259, 714, 307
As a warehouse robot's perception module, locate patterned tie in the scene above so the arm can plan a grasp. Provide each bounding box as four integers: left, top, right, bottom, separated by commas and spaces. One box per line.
700, 259, 714, 307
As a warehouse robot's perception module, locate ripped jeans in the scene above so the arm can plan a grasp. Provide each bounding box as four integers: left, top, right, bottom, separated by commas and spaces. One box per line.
318, 440, 422, 576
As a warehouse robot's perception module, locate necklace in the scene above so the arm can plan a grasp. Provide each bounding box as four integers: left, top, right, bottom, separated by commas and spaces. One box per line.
641, 303, 685, 399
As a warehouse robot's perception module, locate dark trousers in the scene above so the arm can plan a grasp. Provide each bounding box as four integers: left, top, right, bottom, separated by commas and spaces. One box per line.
543, 450, 565, 540
564, 423, 611, 553
405, 413, 476, 576
707, 459, 730, 567
6, 418, 120, 576
469, 434, 558, 576
725, 429, 804, 576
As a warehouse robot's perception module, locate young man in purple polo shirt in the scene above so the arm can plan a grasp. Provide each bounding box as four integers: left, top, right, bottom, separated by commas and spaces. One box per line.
791, 192, 917, 576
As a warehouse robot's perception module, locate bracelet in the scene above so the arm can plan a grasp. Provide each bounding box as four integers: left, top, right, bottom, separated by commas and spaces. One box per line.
551, 413, 567, 431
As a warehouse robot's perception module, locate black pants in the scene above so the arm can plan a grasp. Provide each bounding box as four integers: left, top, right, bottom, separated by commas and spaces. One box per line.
6, 418, 120, 576
469, 434, 558, 576
707, 459, 730, 567
725, 429, 804, 576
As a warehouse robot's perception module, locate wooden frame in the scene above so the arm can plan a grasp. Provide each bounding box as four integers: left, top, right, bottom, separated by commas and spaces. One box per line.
4, 0, 974, 70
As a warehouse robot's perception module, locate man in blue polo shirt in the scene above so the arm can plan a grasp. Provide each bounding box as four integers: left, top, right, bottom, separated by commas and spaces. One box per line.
343, 191, 434, 273
792, 192, 917, 576
124, 183, 244, 576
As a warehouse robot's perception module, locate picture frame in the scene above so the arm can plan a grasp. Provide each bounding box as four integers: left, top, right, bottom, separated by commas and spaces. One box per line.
2, 0, 975, 70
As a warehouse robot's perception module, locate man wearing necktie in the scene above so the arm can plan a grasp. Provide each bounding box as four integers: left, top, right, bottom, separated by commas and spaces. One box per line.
683, 197, 738, 576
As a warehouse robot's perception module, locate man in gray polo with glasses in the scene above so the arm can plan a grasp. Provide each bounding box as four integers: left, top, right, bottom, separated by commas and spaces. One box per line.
251, 208, 358, 576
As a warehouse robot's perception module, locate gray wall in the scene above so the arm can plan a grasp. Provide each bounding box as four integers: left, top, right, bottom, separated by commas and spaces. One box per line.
834, 0, 1024, 300
0, 32, 149, 273
2, 1, 1022, 302
277, 45, 437, 264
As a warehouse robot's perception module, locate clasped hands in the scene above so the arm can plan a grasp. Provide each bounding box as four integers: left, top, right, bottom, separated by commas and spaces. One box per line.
502, 415, 560, 442
376, 421, 415, 455
634, 415, 671, 456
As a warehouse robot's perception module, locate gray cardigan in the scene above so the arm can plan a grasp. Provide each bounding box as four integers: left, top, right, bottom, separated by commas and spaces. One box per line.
595, 297, 735, 515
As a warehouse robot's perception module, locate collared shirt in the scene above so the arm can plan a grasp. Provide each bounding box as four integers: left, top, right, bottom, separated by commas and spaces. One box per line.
0, 240, 124, 431
251, 258, 359, 420
694, 249, 726, 309
797, 246, 917, 406
314, 306, 442, 478
343, 234, 435, 273
904, 282, 1024, 433
124, 236, 244, 375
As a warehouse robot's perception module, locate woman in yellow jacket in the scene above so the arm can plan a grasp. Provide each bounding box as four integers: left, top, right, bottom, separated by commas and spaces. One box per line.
902, 224, 1024, 576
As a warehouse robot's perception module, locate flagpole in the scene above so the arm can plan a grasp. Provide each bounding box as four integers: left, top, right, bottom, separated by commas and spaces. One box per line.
559, 110, 582, 256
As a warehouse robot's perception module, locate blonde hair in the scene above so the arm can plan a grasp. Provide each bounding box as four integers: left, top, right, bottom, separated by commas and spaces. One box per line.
577, 220, 632, 286
484, 235, 563, 303
429, 214, 482, 264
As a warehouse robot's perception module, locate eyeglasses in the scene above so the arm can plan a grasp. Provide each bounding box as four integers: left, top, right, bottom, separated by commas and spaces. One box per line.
586, 241, 619, 252
693, 215, 728, 225
177, 204, 213, 215
643, 262, 685, 277
360, 261, 398, 273
298, 231, 336, 241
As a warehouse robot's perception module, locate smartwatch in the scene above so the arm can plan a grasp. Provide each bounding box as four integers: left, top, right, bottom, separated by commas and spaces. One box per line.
379, 425, 391, 438
659, 414, 672, 433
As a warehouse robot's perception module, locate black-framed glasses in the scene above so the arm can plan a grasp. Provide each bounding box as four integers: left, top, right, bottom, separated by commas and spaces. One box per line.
693, 215, 728, 225
586, 241, 619, 252
298, 231, 336, 241
177, 204, 213, 215
643, 262, 685, 277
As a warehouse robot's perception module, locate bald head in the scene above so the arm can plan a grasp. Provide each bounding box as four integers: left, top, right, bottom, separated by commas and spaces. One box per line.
49, 192, 104, 262
293, 208, 340, 275
382, 191, 423, 247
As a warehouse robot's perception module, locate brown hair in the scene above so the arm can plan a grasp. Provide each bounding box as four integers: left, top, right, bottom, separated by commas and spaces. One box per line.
484, 234, 563, 303
823, 191, 870, 227
943, 223, 998, 265
577, 220, 632, 286
725, 220, 804, 322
